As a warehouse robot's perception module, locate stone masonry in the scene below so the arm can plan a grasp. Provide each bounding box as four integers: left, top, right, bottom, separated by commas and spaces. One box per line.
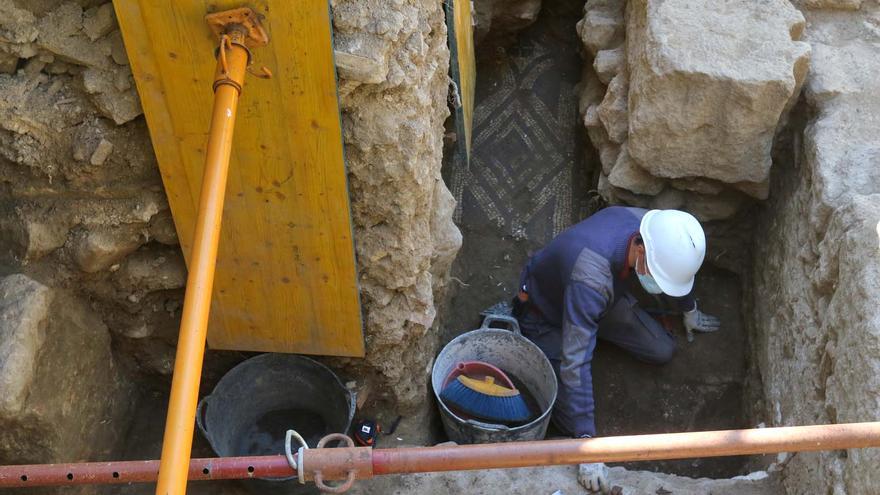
748, 2, 880, 493
577, 0, 810, 220
0, 0, 460, 462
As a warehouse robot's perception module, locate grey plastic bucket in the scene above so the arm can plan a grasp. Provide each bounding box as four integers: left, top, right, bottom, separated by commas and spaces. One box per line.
197, 353, 355, 493
432, 315, 557, 443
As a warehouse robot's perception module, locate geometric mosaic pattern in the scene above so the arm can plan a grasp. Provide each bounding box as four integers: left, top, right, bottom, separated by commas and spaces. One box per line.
450, 32, 588, 244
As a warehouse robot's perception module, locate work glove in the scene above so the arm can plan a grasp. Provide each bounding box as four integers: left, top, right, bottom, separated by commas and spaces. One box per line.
683, 305, 721, 342
578, 462, 609, 494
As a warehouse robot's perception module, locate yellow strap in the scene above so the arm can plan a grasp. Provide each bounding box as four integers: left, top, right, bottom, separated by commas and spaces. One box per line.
457, 375, 520, 398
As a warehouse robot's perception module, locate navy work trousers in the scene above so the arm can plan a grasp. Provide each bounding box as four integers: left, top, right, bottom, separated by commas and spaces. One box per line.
517, 292, 676, 435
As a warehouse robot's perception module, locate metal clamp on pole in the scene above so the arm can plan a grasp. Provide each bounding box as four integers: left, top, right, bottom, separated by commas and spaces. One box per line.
154, 8, 269, 495
299, 433, 373, 494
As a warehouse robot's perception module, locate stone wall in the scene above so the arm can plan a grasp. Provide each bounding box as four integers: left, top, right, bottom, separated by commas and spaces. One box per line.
0, 0, 179, 377
332, 0, 461, 409
576, 0, 810, 221
748, 2, 880, 494
0, 0, 459, 454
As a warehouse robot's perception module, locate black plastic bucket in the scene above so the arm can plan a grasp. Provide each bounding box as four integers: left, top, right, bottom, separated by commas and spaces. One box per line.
197, 354, 354, 493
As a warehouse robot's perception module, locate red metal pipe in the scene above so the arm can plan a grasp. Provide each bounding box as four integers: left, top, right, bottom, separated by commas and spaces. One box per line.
0, 455, 294, 488
303, 422, 880, 480
5, 422, 880, 489
372, 422, 880, 474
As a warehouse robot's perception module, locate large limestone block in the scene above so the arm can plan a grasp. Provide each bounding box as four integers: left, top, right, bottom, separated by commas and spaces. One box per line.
0, 274, 131, 464
626, 0, 811, 183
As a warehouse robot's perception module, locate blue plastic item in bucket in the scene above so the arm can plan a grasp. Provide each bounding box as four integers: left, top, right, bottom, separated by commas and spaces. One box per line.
431, 315, 558, 444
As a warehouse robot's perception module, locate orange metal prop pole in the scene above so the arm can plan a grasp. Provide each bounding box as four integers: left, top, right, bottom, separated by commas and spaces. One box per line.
154, 30, 250, 495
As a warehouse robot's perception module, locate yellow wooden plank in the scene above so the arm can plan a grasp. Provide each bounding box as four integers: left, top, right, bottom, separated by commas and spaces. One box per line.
113, 0, 364, 357
453, 0, 476, 158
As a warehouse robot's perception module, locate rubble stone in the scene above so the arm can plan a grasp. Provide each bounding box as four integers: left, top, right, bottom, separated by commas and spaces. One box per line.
685, 190, 747, 222
36, 2, 110, 69
89, 137, 113, 165
579, 0, 816, 220
0, 51, 17, 74
115, 250, 187, 293
649, 187, 685, 210
82, 66, 142, 124
0, 273, 131, 464
0, 0, 39, 48
430, 179, 463, 284
108, 30, 128, 65
593, 45, 624, 85
334, 49, 387, 85
597, 71, 628, 144
0, 202, 72, 264
82, 3, 115, 41
576, 0, 625, 56
148, 209, 179, 245
69, 225, 144, 273
584, 105, 618, 175
607, 145, 664, 195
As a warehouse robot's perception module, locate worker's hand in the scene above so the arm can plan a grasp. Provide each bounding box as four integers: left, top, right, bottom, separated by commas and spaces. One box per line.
683, 307, 721, 333
578, 462, 609, 493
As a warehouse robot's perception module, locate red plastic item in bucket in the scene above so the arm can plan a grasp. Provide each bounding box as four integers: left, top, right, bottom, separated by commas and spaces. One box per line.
441, 361, 523, 423
441, 361, 518, 390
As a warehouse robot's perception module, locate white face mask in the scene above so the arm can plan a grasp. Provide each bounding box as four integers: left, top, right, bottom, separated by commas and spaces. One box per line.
636, 253, 663, 294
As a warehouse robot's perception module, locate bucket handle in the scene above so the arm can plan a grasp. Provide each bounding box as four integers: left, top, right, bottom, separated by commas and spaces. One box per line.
480, 314, 521, 335
195, 396, 211, 440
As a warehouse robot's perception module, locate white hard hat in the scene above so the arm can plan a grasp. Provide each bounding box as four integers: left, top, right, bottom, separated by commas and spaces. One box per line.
639, 209, 706, 297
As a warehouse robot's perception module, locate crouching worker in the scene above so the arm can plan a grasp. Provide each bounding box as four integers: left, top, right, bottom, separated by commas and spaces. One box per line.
512, 207, 720, 490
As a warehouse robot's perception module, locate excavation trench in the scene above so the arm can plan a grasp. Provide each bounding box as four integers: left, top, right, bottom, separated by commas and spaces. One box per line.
103, 5, 762, 490
1, 1, 878, 494
441, 0, 758, 480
